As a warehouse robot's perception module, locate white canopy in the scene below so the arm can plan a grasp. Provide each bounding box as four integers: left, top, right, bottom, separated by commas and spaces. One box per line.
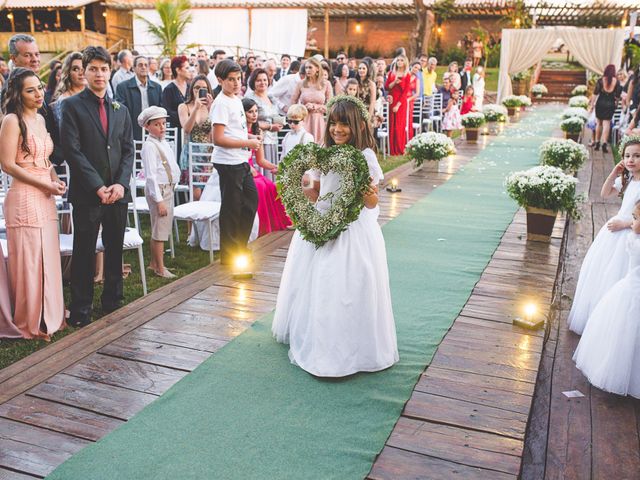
497, 27, 627, 101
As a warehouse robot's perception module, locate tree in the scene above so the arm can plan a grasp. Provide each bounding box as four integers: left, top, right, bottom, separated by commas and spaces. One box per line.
136, 0, 194, 57
411, 0, 434, 58
500, 0, 532, 29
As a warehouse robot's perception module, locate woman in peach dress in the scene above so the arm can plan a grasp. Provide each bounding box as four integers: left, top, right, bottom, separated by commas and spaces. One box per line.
0, 242, 20, 339
0, 68, 66, 340
291, 57, 332, 144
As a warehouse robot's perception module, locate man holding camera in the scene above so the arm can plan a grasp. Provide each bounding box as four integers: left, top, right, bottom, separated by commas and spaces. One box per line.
116, 55, 163, 140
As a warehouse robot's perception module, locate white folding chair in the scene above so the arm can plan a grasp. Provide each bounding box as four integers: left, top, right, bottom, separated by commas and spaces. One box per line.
128, 140, 176, 258
409, 97, 423, 137
376, 102, 390, 158
173, 142, 220, 263
610, 107, 625, 148
0, 172, 10, 234
423, 93, 443, 133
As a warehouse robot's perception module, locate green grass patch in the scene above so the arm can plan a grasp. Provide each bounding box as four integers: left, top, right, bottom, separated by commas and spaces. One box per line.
434, 66, 498, 92
0, 217, 212, 371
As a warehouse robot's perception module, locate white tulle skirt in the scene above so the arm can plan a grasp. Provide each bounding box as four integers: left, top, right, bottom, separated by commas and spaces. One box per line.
567, 220, 630, 334
272, 206, 399, 377
573, 267, 640, 398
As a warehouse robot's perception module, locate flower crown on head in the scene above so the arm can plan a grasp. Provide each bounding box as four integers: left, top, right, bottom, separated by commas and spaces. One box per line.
326, 94, 370, 122
619, 134, 640, 157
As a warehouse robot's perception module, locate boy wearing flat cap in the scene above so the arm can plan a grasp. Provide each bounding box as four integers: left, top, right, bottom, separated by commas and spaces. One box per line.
138, 106, 181, 278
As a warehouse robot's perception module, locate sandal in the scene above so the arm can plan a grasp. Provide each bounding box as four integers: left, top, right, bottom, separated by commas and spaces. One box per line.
154, 268, 176, 279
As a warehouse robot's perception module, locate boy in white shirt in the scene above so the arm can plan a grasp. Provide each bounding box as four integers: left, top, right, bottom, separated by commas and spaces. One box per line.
210, 59, 262, 265
138, 106, 181, 278
281, 104, 314, 159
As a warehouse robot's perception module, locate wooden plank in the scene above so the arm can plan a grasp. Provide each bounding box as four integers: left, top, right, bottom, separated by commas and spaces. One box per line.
0, 467, 39, 479
425, 366, 535, 398
0, 395, 122, 441
0, 437, 69, 478
0, 418, 88, 455
99, 336, 211, 372
27, 374, 156, 420
369, 446, 516, 480
64, 353, 187, 395
143, 311, 251, 342
132, 327, 227, 353
386, 417, 523, 475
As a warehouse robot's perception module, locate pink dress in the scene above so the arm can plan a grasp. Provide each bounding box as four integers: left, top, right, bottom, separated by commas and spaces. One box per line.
0, 241, 20, 339
4, 134, 65, 340
249, 153, 291, 236
295, 82, 332, 144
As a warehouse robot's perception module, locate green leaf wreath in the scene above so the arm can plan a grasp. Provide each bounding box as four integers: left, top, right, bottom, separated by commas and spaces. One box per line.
276, 143, 371, 248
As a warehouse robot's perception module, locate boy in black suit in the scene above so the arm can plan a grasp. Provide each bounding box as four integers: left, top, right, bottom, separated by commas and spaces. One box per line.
61, 46, 135, 326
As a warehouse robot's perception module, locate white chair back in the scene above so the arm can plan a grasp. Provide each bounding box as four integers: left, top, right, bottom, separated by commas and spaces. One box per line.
187, 142, 216, 202
142, 127, 179, 160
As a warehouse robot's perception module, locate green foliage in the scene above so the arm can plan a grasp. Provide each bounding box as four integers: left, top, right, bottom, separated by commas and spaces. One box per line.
484, 42, 501, 68
442, 46, 467, 66
433, 0, 455, 24
625, 43, 640, 71
136, 0, 194, 57
276, 143, 370, 248
500, 0, 533, 28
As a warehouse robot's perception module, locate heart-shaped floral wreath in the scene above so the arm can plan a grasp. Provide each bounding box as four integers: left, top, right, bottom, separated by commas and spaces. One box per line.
276, 142, 371, 248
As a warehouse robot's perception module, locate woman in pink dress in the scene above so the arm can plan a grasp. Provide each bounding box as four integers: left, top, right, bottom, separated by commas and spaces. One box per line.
385, 54, 412, 155
291, 58, 332, 144
0, 242, 20, 339
0, 68, 66, 340
242, 98, 291, 236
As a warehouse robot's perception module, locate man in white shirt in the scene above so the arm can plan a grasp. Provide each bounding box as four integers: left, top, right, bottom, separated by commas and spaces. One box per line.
111, 49, 134, 92
270, 60, 302, 115
207, 49, 226, 91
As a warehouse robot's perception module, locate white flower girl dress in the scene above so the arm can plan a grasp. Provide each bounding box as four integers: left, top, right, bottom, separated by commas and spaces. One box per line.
568, 177, 640, 334
272, 148, 399, 377
573, 231, 640, 398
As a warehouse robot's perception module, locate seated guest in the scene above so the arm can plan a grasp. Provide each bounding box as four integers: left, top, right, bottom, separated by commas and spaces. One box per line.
116, 55, 163, 140
0, 68, 66, 339
243, 98, 291, 236
139, 106, 181, 278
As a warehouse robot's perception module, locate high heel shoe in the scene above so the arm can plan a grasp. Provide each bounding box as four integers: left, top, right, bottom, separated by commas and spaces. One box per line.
602, 143, 608, 153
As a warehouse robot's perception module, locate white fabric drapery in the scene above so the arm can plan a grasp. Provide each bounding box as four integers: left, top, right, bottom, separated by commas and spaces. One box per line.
560, 28, 626, 76
497, 27, 627, 101
250, 9, 307, 58
497, 29, 557, 102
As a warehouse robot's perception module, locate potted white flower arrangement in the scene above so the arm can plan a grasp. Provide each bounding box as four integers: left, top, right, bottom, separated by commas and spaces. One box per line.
483, 104, 508, 134
539, 138, 589, 174
561, 107, 589, 122
510, 70, 531, 95
531, 84, 548, 98
571, 85, 588, 96
461, 112, 486, 141
560, 116, 585, 141
568, 95, 589, 109
505, 165, 582, 242
502, 95, 523, 116
518, 95, 532, 109
405, 131, 456, 168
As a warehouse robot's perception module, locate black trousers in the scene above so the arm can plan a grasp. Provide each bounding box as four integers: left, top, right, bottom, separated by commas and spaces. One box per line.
213, 162, 258, 263
70, 202, 127, 318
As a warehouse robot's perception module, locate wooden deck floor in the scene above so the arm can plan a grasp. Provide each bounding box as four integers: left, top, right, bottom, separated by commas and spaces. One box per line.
521, 143, 640, 479
0, 119, 565, 479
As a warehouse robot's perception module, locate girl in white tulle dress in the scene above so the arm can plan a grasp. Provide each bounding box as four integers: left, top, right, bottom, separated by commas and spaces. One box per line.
573, 200, 640, 398
568, 137, 640, 334
272, 97, 399, 377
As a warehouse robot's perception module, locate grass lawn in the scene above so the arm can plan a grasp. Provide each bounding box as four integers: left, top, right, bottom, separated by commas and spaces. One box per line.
434, 66, 499, 92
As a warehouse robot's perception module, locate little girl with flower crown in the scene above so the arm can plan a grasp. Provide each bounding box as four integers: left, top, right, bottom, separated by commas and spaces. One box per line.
272, 95, 399, 377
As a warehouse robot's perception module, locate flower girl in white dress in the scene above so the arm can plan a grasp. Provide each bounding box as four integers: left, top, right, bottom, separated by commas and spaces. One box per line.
573, 200, 640, 398
568, 136, 640, 334
272, 96, 399, 377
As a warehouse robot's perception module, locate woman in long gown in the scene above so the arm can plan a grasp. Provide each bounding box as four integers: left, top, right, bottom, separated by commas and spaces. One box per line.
291, 58, 332, 144
272, 96, 398, 377
242, 98, 291, 236
0, 68, 66, 340
385, 54, 411, 155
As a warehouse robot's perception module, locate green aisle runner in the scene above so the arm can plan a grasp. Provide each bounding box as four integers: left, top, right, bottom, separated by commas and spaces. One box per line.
48, 106, 560, 480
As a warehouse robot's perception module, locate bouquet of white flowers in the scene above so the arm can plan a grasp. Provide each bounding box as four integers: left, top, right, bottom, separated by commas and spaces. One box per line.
539, 138, 589, 173
571, 85, 588, 96
518, 95, 532, 107
405, 131, 456, 167
560, 116, 585, 134
461, 112, 486, 128
561, 107, 589, 121
505, 165, 583, 218
482, 104, 508, 122
502, 95, 523, 108
531, 84, 548, 96
568, 95, 589, 109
